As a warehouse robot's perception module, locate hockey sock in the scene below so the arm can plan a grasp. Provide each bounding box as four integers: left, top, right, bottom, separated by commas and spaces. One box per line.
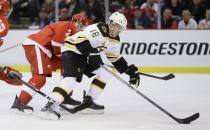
51, 77, 76, 103
18, 75, 46, 105
87, 77, 106, 100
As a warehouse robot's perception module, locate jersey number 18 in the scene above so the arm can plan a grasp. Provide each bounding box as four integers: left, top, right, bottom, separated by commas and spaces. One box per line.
90, 30, 99, 38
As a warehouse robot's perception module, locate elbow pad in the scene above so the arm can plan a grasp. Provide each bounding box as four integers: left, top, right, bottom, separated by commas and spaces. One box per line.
112, 57, 128, 74
76, 40, 97, 56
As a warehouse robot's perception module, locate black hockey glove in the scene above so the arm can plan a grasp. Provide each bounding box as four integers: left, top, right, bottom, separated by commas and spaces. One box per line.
125, 64, 140, 87
87, 49, 103, 70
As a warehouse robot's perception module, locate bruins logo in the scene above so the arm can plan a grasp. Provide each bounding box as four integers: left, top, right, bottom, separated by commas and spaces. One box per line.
102, 26, 107, 33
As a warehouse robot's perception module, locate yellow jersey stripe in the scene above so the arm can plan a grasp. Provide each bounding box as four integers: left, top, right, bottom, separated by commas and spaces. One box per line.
64, 43, 76, 49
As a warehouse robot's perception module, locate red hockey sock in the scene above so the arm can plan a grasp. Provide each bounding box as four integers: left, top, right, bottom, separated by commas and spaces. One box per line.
19, 75, 46, 105
19, 90, 32, 105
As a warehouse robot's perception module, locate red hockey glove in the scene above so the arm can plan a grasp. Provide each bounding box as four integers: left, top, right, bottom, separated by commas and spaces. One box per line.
0, 67, 23, 86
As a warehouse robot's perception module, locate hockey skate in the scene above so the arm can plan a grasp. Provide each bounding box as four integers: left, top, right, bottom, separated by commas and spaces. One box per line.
73, 95, 93, 113
38, 101, 61, 120
74, 93, 105, 114
81, 101, 105, 114
11, 95, 34, 114
61, 96, 81, 110
60, 96, 81, 111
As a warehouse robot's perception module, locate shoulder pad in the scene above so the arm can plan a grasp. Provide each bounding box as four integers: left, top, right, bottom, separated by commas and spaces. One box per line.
97, 22, 109, 37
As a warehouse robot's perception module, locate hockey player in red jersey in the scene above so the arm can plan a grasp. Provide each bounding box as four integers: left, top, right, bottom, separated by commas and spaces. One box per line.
0, 0, 10, 46
11, 14, 88, 114
0, 0, 23, 86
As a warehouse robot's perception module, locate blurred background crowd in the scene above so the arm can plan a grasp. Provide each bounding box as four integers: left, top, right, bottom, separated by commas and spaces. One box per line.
8, 0, 210, 29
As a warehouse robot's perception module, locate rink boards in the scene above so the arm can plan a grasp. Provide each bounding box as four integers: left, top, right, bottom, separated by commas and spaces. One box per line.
0, 30, 210, 73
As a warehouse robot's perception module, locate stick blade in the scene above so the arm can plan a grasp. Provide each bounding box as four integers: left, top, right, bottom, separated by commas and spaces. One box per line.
176, 113, 200, 124
163, 73, 175, 80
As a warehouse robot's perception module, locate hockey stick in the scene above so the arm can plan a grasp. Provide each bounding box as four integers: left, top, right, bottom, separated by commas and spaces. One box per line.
105, 64, 175, 80
10, 74, 77, 114
137, 72, 175, 80
7, 7, 14, 18
0, 43, 22, 53
101, 65, 199, 124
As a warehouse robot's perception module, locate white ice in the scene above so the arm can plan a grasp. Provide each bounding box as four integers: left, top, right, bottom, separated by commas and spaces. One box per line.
0, 73, 209, 130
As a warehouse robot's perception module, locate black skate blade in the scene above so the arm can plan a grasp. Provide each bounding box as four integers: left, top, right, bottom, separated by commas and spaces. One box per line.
80, 108, 104, 115
37, 111, 60, 120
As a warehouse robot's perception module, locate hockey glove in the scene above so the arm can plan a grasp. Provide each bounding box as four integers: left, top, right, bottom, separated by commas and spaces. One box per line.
0, 67, 23, 86
5, 67, 22, 79
125, 64, 140, 87
87, 49, 103, 70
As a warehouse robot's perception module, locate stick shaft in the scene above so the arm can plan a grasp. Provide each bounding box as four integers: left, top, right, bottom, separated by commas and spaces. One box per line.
0, 43, 22, 53
16, 77, 75, 113
101, 65, 179, 122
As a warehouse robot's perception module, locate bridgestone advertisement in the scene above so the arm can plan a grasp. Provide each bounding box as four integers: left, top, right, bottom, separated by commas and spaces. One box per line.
120, 30, 210, 67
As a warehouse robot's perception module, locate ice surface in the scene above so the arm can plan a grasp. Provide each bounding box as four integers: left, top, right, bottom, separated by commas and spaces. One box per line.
0, 73, 209, 130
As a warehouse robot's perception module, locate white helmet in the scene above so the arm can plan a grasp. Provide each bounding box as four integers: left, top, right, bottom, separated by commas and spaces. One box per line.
109, 12, 127, 31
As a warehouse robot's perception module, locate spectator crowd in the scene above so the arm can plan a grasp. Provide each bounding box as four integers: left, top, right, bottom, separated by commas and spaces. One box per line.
9, 0, 210, 29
